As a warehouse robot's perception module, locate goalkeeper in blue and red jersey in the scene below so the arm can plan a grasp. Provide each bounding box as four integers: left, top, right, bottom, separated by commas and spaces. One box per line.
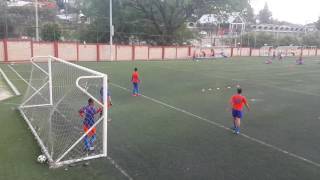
79, 98, 102, 151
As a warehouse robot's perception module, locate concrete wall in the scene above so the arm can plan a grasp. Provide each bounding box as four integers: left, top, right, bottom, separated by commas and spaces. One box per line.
0, 41, 4, 62
33, 42, 54, 57
251, 49, 260, 56
7, 41, 31, 61
134, 46, 149, 60
116, 45, 132, 61
58, 43, 77, 61
176, 47, 190, 59
99, 45, 116, 61
149, 47, 163, 60
164, 47, 176, 59
79, 44, 97, 61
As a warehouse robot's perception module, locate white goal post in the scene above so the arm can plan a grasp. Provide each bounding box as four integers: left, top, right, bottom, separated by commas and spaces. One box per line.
19, 56, 108, 168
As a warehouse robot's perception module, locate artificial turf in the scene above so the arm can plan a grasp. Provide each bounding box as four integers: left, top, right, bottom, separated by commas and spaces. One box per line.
1, 56, 320, 180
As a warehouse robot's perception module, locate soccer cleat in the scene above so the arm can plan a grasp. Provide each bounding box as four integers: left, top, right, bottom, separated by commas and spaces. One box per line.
233, 130, 240, 135
233, 127, 240, 135
89, 146, 95, 151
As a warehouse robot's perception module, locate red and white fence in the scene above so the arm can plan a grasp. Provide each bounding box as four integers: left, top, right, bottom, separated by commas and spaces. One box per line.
0, 39, 319, 63
0, 39, 193, 63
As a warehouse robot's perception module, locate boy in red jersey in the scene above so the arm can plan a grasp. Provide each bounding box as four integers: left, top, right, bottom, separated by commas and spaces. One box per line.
230, 88, 250, 134
131, 67, 140, 96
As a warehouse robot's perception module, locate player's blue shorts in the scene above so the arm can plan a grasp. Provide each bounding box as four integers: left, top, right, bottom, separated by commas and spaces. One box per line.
232, 109, 243, 119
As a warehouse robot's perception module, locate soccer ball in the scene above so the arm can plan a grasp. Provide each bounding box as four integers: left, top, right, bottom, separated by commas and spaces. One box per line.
37, 155, 47, 163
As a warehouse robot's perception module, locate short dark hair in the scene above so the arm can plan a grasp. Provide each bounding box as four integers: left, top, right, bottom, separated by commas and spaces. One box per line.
134, 67, 138, 71
88, 98, 94, 104
237, 88, 242, 94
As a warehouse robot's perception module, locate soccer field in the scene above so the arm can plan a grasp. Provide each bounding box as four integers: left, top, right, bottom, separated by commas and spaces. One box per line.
1, 57, 320, 180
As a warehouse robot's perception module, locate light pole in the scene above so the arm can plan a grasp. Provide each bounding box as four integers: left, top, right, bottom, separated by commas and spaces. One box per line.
109, 0, 114, 61
35, 0, 39, 41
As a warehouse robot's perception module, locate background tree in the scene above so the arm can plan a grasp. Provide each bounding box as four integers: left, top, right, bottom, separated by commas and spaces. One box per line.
302, 32, 320, 47
277, 36, 300, 46
0, 3, 56, 38
315, 17, 320, 30
0, 1, 10, 38
239, 32, 276, 48
127, 0, 195, 45
41, 23, 62, 41
80, 0, 196, 45
258, 3, 272, 24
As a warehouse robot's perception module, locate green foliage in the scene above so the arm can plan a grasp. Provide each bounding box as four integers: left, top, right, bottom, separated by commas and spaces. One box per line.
79, 0, 252, 45
258, 3, 272, 24
41, 23, 62, 41
0, 3, 56, 38
240, 32, 275, 48
315, 17, 320, 30
79, 0, 196, 45
302, 32, 320, 47
277, 36, 300, 46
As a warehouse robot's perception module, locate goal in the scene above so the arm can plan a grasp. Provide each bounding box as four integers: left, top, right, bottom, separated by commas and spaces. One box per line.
276, 46, 301, 57
19, 56, 108, 168
259, 46, 273, 56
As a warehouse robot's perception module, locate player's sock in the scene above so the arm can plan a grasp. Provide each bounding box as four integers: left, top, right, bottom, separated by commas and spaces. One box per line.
90, 135, 96, 147
84, 136, 90, 151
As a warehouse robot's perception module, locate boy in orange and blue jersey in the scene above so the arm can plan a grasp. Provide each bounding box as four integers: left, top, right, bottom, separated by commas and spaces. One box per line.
230, 88, 250, 134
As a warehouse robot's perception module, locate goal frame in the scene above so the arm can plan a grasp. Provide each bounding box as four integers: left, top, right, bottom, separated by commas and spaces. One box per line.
19, 56, 108, 168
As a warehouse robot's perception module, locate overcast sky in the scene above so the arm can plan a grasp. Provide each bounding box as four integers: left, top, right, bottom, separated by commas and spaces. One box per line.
250, 0, 320, 24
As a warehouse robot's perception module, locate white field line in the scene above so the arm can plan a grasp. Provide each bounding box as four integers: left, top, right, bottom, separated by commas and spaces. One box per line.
111, 82, 320, 168
0, 67, 21, 96
8, 64, 133, 180
8, 65, 30, 86
107, 156, 133, 180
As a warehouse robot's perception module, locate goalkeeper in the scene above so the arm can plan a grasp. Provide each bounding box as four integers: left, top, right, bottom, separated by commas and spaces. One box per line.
79, 98, 102, 151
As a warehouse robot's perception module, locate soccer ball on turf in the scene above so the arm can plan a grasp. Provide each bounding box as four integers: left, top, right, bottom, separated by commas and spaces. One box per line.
37, 155, 47, 163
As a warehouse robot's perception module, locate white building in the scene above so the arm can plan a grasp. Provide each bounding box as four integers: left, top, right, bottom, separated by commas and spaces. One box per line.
196, 12, 246, 37
251, 24, 316, 34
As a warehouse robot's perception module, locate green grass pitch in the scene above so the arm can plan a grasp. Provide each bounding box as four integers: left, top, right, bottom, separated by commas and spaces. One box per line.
1, 57, 320, 180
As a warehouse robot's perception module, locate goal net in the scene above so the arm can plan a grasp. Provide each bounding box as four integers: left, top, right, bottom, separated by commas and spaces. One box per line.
276, 46, 301, 56
19, 56, 108, 168
259, 46, 273, 56
193, 46, 230, 59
